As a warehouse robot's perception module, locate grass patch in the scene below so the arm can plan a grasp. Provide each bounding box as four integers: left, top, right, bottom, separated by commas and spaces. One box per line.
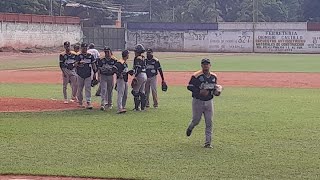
1, 53, 320, 72
1, 85, 320, 179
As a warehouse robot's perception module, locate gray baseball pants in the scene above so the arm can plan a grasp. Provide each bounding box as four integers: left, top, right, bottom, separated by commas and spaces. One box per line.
188, 98, 214, 145
132, 73, 147, 93
77, 76, 92, 104
116, 78, 128, 111
62, 68, 77, 100
145, 76, 158, 107
100, 74, 114, 106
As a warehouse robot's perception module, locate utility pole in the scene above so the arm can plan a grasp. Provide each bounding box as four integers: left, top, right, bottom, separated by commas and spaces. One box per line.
49, 0, 53, 16
59, 0, 62, 16
149, 0, 152, 21
253, 0, 258, 23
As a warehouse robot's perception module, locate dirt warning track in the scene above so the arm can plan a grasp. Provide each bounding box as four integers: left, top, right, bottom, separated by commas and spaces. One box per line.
0, 70, 320, 88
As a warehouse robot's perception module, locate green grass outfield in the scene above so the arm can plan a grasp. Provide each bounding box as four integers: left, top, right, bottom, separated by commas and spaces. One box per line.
1, 84, 320, 179
1, 53, 320, 72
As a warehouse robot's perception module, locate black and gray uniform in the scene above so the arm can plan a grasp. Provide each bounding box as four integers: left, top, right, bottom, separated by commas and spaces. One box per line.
132, 55, 147, 110
114, 59, 129, 111
97, 56, 117, 107
187, 71, 218, 146
59, 51, 78, 100
76, 53, 96, 105
145, 57, 162, 108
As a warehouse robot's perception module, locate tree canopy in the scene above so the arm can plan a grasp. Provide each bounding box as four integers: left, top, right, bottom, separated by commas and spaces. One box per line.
1, 0, 320, 23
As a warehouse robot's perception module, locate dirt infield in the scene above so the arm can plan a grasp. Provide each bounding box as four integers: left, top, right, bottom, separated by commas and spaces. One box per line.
1, 70, 320, 88
0, 98, 80, 112
0, 175, 126, 180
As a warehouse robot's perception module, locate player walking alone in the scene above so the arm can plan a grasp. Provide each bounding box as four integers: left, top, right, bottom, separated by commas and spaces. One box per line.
186, 58, 223, 149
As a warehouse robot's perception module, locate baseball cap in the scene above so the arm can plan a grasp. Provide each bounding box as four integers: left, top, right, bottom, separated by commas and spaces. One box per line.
81, 43, 88, 48
146, 48, 153, 53
122, 50, 129, 58
104, 46, 111, 51
64, 41, 70, 47
201, 58, 211, 64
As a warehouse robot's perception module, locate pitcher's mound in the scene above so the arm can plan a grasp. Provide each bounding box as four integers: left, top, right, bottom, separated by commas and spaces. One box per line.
0, 98, 80, 112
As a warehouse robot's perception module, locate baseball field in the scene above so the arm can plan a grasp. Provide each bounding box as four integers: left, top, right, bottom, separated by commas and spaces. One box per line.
0, 52, 320, 180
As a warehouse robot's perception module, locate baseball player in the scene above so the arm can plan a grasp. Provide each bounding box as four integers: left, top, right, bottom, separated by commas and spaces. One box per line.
86, 43, 102, 97
131, 44, 147, 111
75, 43, 97, 109
73, 44, 80, 54
59, 41, 78, 104
145, 48, 166, 108
113, 50, 134, 114
186, 58, 223, 149
97, 47, 117, 111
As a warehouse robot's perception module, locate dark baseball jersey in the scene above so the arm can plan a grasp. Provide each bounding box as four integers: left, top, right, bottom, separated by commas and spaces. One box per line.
187, 71, 218, 101
59, 51, 77, 70
146, 57, 161, 78
114, 59, 129, 82
76, 53, 95, 79
97, 56, 117, 76
133, 55, 146, 77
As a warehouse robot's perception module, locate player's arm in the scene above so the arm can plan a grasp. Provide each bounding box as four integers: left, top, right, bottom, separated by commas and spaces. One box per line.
157, 61, 165, 82
59, 54, 66, 69
91, 56, 98, 73
187, 76, 200, 94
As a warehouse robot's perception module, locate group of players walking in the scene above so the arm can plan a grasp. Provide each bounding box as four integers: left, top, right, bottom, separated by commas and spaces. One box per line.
59, 42, 166, 114
60, 41, 223, 148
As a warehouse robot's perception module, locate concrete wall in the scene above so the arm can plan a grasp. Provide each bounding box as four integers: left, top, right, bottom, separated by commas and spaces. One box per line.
0, 22, 82, 48
126, 22, 320, 53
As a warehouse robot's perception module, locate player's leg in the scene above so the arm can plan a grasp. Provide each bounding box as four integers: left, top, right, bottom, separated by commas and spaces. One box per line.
100, 75, 108, 110
138, 73, 147, 110
203, 100, 214, 148
186, 98, 204, 136
123, 81, 128, 110
116, 79, 125, 113
95, 72, 101, 96
150, 76, 158, 108
106, 75, 114, 109
132, 78, 142, 111
145, 78, 151, 108
70, 74, 78, 102
62, 72, 69, 103
84, 77, 93, 109
77, 76, 85, 107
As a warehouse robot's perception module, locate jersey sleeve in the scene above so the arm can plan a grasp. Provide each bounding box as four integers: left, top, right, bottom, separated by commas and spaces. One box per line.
187, 76, 200, 94
59, 54, 66, 68
91, 55, 96, 63
156, 60, 162, 70
75, 54, 81, 62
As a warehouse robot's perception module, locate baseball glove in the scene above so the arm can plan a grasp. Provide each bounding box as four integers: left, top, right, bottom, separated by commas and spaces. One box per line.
161, 81, 168, 92
131, 78, 138, 88
91, 75, 99, 87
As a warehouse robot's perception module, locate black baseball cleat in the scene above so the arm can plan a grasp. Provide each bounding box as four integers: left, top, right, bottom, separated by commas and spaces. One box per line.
204, 144, 213, 149
186, 128, 192, 137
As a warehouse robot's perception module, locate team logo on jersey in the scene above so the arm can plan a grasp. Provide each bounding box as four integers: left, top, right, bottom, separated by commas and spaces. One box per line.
199, 76, 205, 82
